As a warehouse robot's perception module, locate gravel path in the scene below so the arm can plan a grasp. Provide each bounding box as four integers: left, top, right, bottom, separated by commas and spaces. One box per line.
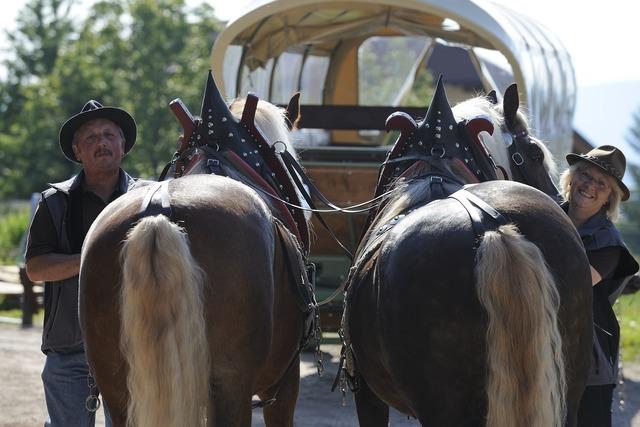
1, 322, 640, 426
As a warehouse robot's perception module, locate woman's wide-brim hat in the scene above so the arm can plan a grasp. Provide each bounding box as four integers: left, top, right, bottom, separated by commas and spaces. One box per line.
566, 145, 630, 201
59, 100, 136, 163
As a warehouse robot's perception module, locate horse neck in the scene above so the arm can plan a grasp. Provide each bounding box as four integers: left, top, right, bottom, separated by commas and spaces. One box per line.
453, 97, 513, 179
481, 124, 512, 179
368, 160, 467, 237
230, 98, 299, 160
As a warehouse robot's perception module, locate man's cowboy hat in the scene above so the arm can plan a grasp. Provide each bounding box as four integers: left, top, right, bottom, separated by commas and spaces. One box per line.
566, 145, 630, 201
59, 100, 136, 163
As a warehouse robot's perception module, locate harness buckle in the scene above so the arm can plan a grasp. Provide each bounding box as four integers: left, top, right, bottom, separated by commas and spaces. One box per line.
430, 145, 446, 158
85, 395, 101, 412
206, 158, 223, 175
273, 140, 287, 154
430, 176, 443, 184
512, 152, 524, 166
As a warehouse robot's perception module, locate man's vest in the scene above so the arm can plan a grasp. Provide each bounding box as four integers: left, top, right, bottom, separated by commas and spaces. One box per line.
39, 170, 150, 353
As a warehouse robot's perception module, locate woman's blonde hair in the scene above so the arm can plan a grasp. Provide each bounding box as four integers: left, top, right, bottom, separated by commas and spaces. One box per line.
558, 161, 623, 221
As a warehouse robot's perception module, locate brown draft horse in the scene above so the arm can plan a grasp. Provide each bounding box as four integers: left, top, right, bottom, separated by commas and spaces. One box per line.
78, 72, 313, 427
343, 78, 592, 426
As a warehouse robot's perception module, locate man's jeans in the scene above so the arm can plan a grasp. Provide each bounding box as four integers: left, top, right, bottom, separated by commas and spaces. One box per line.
42, 351, 112, 427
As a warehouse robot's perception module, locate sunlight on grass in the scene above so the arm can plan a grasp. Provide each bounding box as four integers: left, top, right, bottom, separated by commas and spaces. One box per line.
618, 292, 640, 362
0, 308, 43, 326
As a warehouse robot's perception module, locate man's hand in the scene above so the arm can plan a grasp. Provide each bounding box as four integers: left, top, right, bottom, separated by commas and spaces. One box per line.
26, 253, 81, 282
590, 265, 603, 286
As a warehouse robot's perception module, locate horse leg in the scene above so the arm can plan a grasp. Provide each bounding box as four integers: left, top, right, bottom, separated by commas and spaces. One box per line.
355, 377, 389, 427
209, 378, 253, 427
261, 356, 300, 427
101, 393, 127, 427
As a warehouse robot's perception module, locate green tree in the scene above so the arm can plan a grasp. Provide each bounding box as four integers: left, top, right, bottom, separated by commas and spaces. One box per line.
0, 0, 223, 198
7, 0, 73, 77
0, 0, 76, 197
123, 0, 221, 177
619, 106, 640, 254
0, 0, 73, 126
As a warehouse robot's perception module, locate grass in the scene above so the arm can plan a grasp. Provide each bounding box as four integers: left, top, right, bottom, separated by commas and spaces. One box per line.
618, 292, 640, 362
0, 308, 44, 326
0, 201, 31, 264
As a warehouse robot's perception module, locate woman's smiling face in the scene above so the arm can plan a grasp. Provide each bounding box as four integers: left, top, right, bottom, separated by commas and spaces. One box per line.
570, 163, 612, 217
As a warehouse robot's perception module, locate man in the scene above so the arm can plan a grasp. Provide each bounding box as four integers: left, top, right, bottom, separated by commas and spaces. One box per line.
25, 100, 150, 426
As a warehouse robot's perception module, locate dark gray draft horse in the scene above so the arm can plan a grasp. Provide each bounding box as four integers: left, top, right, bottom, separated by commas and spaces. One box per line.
343, 78, 592, 426
79, 72, 314, 427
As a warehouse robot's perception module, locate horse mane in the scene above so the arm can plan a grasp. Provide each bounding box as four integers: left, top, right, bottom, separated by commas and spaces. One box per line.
452, 96, 510, 175
452, 95, 557, 180
228, 96, 311, 222
363, 94, 559, 254
368, 96, 507, 238
362, 159, 470, 251
229, 98, 299, 160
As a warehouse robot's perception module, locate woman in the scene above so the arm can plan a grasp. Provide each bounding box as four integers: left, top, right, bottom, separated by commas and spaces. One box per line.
559, 145, 639, 426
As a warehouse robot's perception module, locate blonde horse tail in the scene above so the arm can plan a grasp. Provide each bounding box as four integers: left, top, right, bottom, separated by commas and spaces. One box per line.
475, 223, 565, 427
120, 215, 209, 427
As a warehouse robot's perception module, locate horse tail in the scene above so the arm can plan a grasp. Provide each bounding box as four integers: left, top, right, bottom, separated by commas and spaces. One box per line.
475, 223, 565, 427
120, 215, 209, 427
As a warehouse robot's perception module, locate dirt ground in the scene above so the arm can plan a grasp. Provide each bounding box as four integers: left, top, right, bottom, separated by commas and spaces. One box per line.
2, 322, 640, 427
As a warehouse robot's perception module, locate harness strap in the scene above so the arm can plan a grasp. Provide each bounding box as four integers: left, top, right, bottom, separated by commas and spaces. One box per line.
279, 150, 354, 260
139, 181, 172, 218
448, 188, 508, 248
158, 154, 177, 181
252, 220, 320, 410
508, 136, 535, 184
462, 122, 499, 181
280, 150, 384, 214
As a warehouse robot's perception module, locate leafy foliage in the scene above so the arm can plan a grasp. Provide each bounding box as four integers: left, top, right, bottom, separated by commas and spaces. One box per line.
618, 292, 640, 361
619, 106, 640, 253
0, 0, 223, 198
0, 203, 30, 264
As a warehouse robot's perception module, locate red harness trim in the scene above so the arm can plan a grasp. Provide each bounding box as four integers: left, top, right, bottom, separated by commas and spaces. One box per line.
223, 150, 302, 245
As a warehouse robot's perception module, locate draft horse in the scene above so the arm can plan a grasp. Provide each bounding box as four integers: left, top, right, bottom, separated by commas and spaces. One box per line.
78, 72, 313, 427
343, 77, 592, 426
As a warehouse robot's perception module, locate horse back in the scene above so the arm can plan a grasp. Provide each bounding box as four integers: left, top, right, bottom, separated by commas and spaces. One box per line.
79, 174, 280, 416
349, 180, 591, 424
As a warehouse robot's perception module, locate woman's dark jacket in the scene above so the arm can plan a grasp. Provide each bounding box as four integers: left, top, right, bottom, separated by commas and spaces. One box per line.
576, 207, 639, 385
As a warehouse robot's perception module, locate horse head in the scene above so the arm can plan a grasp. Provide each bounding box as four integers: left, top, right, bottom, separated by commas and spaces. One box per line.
366, 75, 495, 235
498, 84, 560, 199
473, 84, 559, 200
229, 92, 301, 161
170, 71, 309, 251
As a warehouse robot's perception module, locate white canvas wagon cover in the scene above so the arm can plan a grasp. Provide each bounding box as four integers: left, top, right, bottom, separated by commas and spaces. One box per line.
211, 0, 576, 158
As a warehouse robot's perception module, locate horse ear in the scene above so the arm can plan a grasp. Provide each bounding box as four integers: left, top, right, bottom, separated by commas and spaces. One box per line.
285, 92, 301, 131
503, 83, 519, 131
486, 90, 498, 105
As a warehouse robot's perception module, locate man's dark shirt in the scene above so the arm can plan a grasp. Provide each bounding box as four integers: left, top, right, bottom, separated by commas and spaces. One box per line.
26, 173, 124, 260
